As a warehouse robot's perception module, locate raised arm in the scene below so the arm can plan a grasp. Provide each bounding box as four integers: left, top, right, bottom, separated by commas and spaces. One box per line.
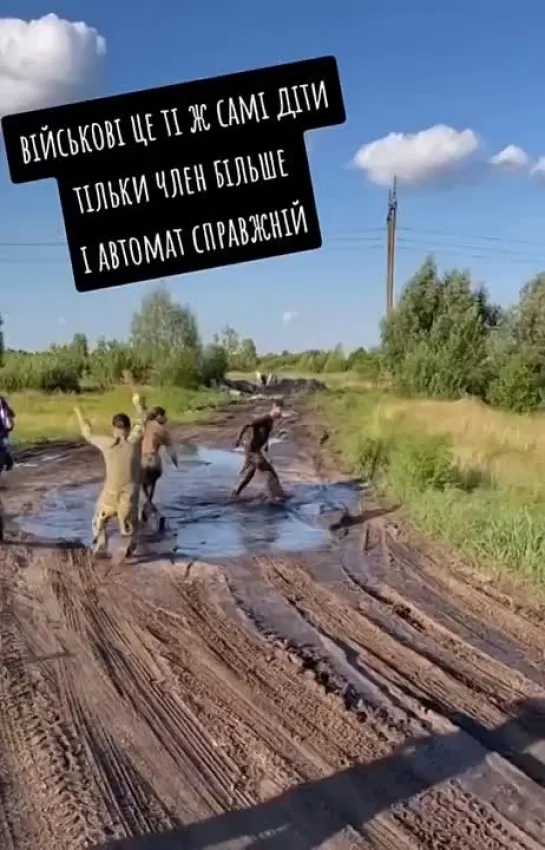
128, 393, 151, 444
74, 407, 111, 452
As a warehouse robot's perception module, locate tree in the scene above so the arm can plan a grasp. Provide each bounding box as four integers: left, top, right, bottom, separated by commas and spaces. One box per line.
200, 344, 229, 385
382, 258, 500, 399
71, 333, 88, 360
488, 353, 543, 413
130, 287, 201, 356
233, 338, 258, 371
512, 273, 545, 361
219, 325, 240, 366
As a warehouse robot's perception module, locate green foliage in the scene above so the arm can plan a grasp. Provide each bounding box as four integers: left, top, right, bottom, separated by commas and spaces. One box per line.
0, 353, 81, 393
233, 338, 258, 371
487, 353, 543, 413
5, 253, 545, 423
130, 286, 201, 356
200, 344, 229, 386
151, 349, 201, 389
322, 344, 346, 373
216, 327, 258, 371
0, 286, 228, 394
317, 390, 545, 582
381, 255, 521, 404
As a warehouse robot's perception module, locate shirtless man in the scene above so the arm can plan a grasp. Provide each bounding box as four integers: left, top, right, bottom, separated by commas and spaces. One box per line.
74, 392, 150, 559
140, 405, 178, 524
232, 400, 285, 501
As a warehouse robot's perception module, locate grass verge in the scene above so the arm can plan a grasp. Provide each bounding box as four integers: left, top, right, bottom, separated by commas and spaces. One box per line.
9, 386, 224, 445
315, 390, 545, 586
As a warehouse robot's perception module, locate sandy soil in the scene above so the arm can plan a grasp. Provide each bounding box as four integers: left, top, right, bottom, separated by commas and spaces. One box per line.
1, 400, 545, 850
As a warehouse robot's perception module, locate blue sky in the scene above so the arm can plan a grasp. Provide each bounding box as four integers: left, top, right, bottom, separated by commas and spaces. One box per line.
2, 0, 545, 352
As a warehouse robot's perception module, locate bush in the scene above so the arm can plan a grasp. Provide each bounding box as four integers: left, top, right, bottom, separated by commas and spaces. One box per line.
0, 355, 81, 393
200, 344, 228, 386
151, 350, 201, 389
37, 365, 81, 393
487, 354, 543, 413
388, 434, 464, 494
88, 341, 150, 389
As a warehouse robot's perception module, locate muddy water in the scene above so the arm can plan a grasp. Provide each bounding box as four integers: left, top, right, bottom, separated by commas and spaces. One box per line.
18, 445, 359, 560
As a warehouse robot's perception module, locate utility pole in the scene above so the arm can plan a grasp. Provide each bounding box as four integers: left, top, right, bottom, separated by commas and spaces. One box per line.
386, 177, 398, 316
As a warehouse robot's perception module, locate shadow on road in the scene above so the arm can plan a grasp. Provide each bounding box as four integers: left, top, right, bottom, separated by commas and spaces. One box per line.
95, 698, 545, 850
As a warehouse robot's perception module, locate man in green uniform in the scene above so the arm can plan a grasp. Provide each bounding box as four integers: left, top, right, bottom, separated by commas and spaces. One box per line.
74, 392, 150, 559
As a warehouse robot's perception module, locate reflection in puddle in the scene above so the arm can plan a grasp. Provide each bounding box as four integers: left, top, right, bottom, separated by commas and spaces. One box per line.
15, 451, 72, 470
18, 446, 359, 560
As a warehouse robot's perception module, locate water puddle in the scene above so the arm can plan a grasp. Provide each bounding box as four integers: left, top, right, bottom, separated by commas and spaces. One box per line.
18, 446, 360, 560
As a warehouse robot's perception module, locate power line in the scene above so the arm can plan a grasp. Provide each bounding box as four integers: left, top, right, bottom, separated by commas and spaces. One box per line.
2, 226, 545, 252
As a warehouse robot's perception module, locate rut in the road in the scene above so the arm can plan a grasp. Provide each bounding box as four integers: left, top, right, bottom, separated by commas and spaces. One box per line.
2, 540, 545, 849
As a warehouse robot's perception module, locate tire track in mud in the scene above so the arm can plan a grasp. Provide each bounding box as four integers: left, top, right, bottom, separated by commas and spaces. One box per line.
255, 555, 545, 847
126, 568, 545, 849
129, 572, 417, 849
4, 404, 545, 849
382, 534, 545, 683
49, 550, 248, 836
3, 540, 545, 849
0, 554, 102, 850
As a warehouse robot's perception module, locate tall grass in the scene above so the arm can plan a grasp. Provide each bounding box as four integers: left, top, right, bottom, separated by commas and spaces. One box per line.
10, 386, 223, 444
316, 390, 545, 585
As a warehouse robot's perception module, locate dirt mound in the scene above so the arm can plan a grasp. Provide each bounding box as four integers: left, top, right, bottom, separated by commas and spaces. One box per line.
221, 375, 326, 398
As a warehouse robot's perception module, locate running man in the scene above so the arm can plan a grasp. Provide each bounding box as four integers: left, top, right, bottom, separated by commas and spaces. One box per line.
232, 400, 285, 501
140, 405, 178, 525
74, 392, 150, 559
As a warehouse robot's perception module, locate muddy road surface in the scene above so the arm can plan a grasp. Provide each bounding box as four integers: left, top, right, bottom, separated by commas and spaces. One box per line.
2, 400, 545, 850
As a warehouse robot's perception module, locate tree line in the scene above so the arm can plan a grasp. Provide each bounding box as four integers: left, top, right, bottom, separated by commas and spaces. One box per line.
0, 285, 380, 394
380, 256, 545, 413
2, 258, 545, 414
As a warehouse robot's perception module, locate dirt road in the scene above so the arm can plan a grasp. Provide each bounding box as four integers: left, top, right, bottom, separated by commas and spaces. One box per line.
2, 400, 545, 849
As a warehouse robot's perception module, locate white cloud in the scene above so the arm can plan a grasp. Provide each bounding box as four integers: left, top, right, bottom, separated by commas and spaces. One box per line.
489, 144, 529, 170
353, 124, 480, 186
0, 14, 106, 119
57, 316, 67, 326
282, 310, 298, 324
531, 157, 545, 176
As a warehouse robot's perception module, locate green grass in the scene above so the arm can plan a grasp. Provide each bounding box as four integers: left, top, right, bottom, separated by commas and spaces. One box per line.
10, 385, 224, 445
315, 390, 545, 586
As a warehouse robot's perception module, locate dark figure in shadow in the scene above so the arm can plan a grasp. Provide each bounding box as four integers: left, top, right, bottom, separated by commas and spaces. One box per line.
232, 401, 285, 502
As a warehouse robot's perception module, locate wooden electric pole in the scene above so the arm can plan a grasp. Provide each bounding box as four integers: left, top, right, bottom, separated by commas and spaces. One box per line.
386, 177, 398, 316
